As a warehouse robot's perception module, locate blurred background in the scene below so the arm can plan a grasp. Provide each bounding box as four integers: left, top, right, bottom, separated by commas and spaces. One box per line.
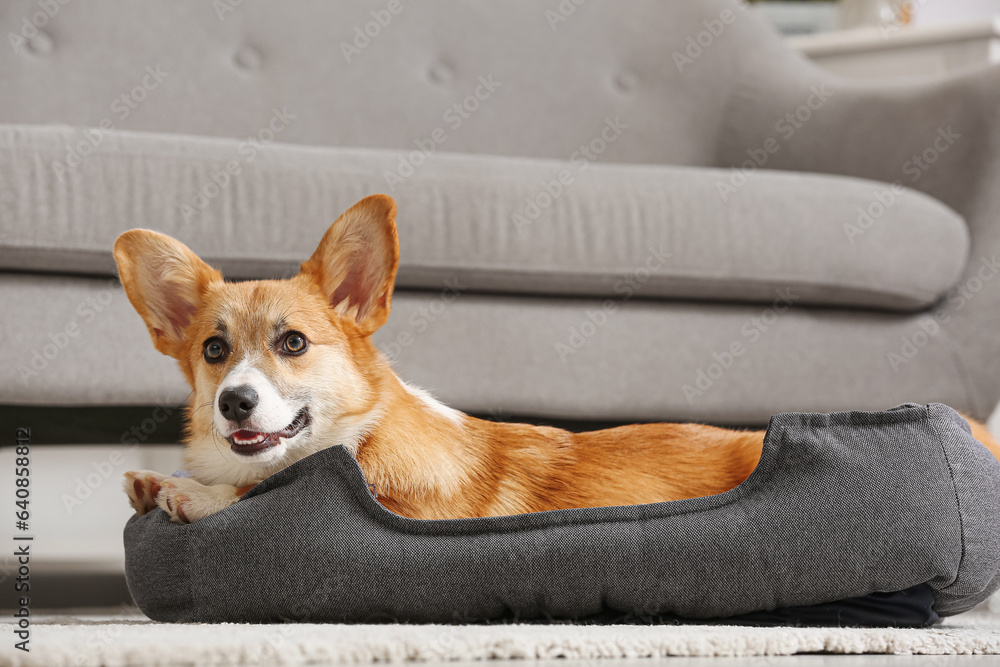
752, 0, 1000, 34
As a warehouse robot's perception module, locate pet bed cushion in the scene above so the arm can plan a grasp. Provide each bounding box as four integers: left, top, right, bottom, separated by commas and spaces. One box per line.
123, 403, 1000, 624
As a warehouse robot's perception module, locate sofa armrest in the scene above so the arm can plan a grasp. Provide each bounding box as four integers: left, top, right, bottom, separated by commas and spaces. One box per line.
717, 63, 1000, 217
718, 61, 1000, 418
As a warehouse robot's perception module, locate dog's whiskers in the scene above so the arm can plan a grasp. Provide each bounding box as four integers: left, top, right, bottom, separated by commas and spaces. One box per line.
191, 400, 214, 416
208, 424, 232, 461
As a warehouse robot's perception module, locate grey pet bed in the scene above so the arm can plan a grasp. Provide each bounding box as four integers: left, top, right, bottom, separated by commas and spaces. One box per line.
124, 403, 1000, 625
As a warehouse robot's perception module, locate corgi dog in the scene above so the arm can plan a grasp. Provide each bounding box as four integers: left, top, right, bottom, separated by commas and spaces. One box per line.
115, 195, 1000, 523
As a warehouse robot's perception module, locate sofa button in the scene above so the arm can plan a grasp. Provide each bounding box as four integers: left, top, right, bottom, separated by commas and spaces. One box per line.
27, 31, 54, 55
613, 69, 638, 94
428, 63, 453, 84
233, 45, 262, 71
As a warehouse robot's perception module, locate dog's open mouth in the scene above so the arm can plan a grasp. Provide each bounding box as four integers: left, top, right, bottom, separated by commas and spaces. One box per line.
228, 409, 310, 456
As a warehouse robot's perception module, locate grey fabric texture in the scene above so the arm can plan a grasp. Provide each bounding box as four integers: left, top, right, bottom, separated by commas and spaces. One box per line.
123, 403, 1000, 623
0, 125, 968, 311
0, 273, 977, 425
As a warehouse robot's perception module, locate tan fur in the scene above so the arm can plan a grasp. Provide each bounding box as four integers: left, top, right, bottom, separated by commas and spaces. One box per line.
114, 195, 1000, 523
965, 414, 1000, 461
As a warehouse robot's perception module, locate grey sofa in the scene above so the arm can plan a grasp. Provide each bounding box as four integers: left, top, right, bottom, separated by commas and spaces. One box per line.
2, 0, 999, 428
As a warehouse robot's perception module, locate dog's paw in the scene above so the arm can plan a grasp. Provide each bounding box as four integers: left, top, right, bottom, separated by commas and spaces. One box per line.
123, 470, 168, 515
156, 477, 240, 525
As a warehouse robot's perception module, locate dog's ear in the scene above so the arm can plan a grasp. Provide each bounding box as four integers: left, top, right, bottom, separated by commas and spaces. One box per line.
113, 230, 222, 357
299, 194, 400, 336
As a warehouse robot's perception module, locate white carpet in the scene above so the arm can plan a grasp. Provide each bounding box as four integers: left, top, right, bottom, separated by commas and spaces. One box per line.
4, 610, 1000, 666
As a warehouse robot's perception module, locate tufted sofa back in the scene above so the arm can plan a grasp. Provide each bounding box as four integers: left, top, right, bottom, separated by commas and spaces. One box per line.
0, 0, 785, 167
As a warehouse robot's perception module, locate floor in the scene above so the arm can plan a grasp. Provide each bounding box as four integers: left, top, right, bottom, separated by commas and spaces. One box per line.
3, 607, 1000, 666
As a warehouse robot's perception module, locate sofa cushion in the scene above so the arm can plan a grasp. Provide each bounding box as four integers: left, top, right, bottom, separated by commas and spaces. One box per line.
0, 125, 968, 311
0, 273, 975, 423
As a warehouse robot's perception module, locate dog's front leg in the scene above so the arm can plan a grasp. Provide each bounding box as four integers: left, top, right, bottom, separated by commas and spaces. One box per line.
123, 470, 241, 524
123, 470, 169, 515
156, 477, 243, 524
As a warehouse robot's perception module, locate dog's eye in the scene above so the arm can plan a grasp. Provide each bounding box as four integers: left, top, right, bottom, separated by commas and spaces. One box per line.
283, 332, 307, 355
203, 338, 228, 363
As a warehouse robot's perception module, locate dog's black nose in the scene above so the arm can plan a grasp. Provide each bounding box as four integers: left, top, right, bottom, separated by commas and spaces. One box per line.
218, 385, 259, 423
